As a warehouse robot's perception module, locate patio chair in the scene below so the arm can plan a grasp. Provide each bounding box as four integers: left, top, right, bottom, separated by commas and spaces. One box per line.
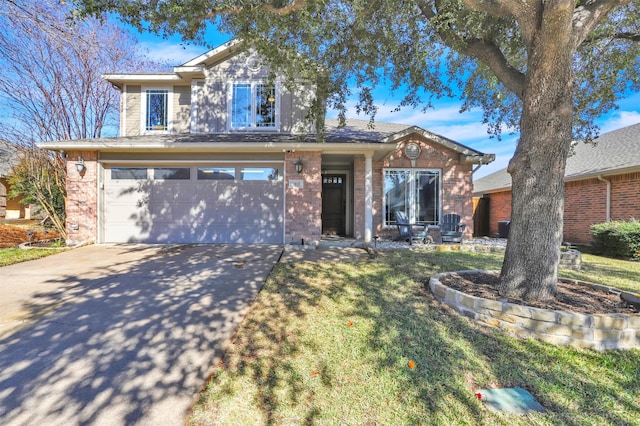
441, 213, 466, 243
395, 210, 429, 245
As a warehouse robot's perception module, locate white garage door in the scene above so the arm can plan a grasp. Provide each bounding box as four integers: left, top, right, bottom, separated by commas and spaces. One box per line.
102, 164, 284, 244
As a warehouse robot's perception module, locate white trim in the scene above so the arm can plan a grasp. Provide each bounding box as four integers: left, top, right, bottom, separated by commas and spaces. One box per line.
104, 74, 183, 82
97, 157, 104, 243
140, 86, 173, 135
227, 81, 280, 132
364, 153, 373, 242
121, 85, 127, 136
382, 168, 442, 228
182, 39, 242, 66
99, 159, 282, 165
173, 66, 205, 74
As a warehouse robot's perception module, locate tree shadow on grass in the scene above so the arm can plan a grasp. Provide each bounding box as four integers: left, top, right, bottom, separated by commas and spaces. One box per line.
191, 249, 640, 425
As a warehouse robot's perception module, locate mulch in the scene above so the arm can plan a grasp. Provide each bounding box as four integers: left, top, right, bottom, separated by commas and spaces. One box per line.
0, 223, 60, 248
438, 271, 639, 315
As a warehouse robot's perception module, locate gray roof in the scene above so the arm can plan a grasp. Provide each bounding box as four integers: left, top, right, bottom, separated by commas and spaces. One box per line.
0, 140, 19, 177
473, 122, 640, 194
39, 118, 493, 161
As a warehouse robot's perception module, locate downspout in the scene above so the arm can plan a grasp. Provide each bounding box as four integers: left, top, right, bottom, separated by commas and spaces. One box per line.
597, 175, 611, 222
472, 164, 483, 174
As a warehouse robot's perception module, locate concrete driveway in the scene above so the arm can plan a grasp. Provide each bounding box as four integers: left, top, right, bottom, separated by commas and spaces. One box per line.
0, 244, 282, 425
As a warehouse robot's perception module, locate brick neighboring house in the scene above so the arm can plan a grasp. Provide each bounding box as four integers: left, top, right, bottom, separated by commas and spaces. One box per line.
474, 122, 640, 244
0, 140, 30, 220
39, 40, 494, 245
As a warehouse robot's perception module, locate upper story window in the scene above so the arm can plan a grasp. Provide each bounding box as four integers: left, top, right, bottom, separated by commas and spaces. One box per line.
229, 83, 278, 130
145, 89, 169, 131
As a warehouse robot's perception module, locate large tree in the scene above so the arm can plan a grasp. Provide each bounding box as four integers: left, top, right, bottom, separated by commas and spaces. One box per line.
76, 0, 640, 300
0, 0, 162, 238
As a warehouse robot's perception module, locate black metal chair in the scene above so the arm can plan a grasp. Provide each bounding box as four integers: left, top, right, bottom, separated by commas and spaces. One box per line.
395, 210, 429, 245
441, 213, 466, 243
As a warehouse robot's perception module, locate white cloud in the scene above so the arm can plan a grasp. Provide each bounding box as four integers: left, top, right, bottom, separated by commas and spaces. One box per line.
599, 111, 640, 134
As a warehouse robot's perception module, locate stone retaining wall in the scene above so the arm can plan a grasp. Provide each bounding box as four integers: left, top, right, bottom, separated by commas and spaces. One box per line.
429, 270, 640, 350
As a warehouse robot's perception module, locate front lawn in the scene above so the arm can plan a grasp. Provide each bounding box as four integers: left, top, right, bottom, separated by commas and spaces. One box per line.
189, 250, 640, 425
0, 248, 63, 267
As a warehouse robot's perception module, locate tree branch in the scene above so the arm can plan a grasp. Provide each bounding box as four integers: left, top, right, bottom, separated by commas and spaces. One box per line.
462, 39, 526, 98
461, 0, 515, 17
572, 0, 632, 49
416, 1, 526, 98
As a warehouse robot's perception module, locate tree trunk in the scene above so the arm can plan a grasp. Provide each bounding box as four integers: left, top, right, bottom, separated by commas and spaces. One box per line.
499, 10, 575, 301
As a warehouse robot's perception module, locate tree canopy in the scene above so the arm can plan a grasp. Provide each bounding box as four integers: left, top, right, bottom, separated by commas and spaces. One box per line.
75, 0, 639, 140
0, 0, 162, 238
74, 0, 639, 301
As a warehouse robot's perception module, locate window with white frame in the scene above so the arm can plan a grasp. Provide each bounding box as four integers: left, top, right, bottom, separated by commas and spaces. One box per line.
383, 169, 441, 226
145, 89, 168, 131
230, 83, 277, 129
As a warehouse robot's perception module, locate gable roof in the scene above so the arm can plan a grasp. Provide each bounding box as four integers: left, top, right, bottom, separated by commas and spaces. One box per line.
473, 122, 640, 194
38, 118, 494, 163
104, 39, 242, 87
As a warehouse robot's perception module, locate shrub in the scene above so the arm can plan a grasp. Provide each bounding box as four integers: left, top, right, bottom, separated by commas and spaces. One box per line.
590, 220, 640, 259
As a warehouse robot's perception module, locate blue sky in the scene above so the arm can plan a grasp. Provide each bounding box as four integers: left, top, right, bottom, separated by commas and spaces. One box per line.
134, 28, 640, 179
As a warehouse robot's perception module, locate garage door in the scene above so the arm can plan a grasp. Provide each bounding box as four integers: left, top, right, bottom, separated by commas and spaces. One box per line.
102, 164, 284, 243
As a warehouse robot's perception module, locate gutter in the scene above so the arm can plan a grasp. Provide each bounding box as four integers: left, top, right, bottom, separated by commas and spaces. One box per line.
597, 175, 611, 222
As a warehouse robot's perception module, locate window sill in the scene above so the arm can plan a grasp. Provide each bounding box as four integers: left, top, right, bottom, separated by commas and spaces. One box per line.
228, 127, 280, 132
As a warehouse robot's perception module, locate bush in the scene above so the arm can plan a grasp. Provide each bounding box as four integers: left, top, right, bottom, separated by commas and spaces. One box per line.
590, 220, 640, 259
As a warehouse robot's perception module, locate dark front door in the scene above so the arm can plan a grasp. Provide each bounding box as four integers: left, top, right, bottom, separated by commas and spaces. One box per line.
322, 174, 346, 235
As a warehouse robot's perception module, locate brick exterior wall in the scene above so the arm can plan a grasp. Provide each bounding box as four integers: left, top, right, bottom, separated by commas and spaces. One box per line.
285, 151, 322, 245
481, 171, 640, 244
65, 151, 98, 244
353, 156, 365, 240
0, 178, 6, 218
485, 190, 512, 237
364, 136, 475, 240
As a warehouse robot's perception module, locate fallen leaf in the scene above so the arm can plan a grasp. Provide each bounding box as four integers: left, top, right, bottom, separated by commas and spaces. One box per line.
407, 360, 416, 369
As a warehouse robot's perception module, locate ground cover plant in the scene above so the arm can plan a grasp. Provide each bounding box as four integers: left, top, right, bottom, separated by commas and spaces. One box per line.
0, 248, 61, 267
189, 250, 640, 425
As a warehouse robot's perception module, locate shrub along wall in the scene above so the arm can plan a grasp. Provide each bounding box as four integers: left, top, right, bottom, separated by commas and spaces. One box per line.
591, 220, 640, 259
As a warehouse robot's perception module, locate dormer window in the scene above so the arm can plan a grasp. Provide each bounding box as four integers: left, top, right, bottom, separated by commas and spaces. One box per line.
229, 83, 278, 130
145, 89, 169, 131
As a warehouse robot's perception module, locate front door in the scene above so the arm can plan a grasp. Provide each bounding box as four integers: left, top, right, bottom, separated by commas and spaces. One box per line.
322, 174, 346, 235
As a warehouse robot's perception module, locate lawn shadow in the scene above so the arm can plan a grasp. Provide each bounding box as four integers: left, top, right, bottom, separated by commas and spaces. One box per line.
191, 248, 640, 424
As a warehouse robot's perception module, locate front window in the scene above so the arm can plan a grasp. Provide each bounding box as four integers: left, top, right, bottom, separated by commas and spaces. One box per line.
146, 89, 168, 131
230, 83, 277, 129
384, 169, 440, 226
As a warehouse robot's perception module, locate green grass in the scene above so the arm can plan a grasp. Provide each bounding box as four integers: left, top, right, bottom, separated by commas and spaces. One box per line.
561, 253, 640, 293
0, 248, 63, 267
189, 250, 640, 425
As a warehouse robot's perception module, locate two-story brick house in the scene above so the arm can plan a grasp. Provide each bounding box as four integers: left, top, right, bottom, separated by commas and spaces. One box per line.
40, 40, 494, 245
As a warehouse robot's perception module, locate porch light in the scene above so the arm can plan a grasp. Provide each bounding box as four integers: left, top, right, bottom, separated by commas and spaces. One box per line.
75, 156, 86, 173
295, 159, 303, 174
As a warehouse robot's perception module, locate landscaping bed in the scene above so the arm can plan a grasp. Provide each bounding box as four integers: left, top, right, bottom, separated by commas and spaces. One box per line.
0, 222, 60, 248
438, 271, 638, 315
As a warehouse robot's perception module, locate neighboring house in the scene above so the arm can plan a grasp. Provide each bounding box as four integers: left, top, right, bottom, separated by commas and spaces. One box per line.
0, 140, 30, 220
39, 40, 494, 245
474, 122, 640, 244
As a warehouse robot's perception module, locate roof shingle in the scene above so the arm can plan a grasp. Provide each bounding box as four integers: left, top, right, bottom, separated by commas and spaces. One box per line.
473, 122, 640, 194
